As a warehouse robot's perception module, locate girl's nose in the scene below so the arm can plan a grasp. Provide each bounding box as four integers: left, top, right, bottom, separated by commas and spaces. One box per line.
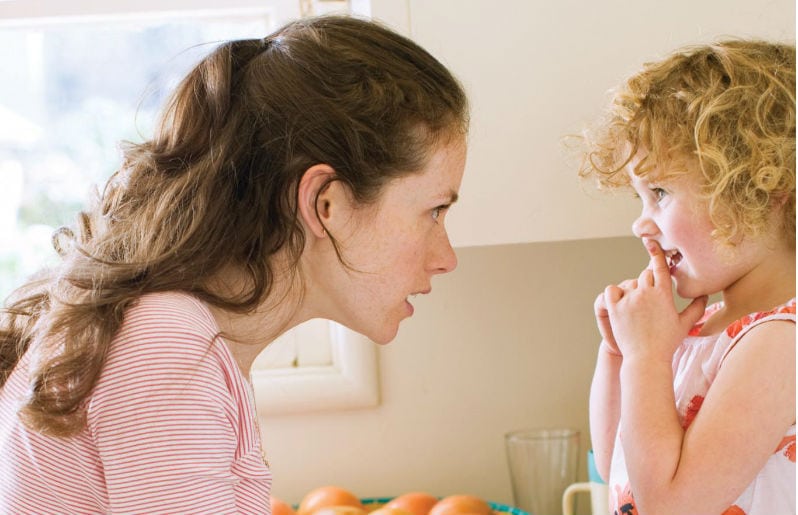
632, 213, 658, 239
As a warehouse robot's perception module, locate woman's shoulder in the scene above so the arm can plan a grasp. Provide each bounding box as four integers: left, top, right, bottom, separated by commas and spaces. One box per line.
87, 292, 245, 436
122, 291, 219, 336
107, 291, 223, 362
92, 292, 235, 404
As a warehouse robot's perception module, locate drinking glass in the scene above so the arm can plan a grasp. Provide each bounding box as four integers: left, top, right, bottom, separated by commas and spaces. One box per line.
505, 428, 580, 515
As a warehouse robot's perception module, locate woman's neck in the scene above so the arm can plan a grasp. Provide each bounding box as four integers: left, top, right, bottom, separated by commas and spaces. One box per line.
205, 264, 311, 377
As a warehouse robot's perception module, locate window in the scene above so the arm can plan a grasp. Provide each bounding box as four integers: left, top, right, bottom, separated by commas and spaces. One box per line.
0, 9, 274, 298
252, 320, 378, 415
0, 0, 379, 415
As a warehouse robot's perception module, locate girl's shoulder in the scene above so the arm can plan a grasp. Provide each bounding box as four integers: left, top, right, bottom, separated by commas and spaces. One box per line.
712, 298, 796, 367
724, 298, 796, 342
676, 299, 795, 384
688, 299, 795, 338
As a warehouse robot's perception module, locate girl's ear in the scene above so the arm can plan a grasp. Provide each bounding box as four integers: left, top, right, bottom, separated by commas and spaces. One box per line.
297, 164, 350, 238
772, 192, 791, 209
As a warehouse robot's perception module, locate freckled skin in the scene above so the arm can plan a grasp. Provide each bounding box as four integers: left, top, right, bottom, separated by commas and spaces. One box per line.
318, 139, 467, 344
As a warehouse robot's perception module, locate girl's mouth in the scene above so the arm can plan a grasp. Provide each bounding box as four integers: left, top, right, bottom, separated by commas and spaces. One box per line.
665, 249, 682, 270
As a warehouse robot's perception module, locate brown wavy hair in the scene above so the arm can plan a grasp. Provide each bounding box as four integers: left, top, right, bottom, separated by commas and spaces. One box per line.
578, 39, 795, 246
0, 15, 468, 437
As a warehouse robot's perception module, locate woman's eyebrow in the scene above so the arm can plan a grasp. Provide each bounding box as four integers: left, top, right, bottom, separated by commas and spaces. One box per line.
444, 190, 459, 204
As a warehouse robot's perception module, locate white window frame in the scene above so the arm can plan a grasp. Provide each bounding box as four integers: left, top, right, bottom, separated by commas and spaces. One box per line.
252, 325, 379, 416
0, 0, 300, 27
0, 0, 380, 416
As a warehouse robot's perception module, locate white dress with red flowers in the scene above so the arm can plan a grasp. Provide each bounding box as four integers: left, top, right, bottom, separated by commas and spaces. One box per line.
608, 299, 796, 515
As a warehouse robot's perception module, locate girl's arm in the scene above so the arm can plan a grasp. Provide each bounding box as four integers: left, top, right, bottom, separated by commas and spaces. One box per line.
589, 343, 622, 481
619, 321, 794, 514
606, 242, 795, 514
589, 283, 631, 481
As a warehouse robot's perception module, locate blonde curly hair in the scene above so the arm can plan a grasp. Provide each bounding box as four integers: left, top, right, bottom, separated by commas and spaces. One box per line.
579, 39, 795, 246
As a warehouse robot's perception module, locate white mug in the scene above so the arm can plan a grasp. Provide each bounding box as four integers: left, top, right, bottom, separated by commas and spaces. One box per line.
562, 450, 609, 515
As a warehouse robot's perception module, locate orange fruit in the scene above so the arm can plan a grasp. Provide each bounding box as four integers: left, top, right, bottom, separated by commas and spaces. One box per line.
298, 486, 364, 515
429, 495, 492, 515
312, 507, 368, 515
384, 493, 440, 515
271, 497, 297, 515
371, 508, 415, 515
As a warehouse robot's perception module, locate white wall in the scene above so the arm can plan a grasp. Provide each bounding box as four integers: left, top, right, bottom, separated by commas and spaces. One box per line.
261, 237, 647, 507
371, 0, 796, 247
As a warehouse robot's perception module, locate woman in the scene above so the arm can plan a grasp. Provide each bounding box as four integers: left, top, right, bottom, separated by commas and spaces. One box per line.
0, 15, 469, 513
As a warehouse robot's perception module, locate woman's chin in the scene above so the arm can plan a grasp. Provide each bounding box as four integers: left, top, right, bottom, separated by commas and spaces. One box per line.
366, 320, 402, 345
370, 328, 399, 345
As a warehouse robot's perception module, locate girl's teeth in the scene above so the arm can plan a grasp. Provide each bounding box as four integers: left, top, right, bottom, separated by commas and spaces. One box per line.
666, 251, 682, 268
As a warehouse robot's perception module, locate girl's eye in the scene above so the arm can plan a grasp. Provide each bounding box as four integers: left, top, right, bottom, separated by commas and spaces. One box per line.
651, 187, 667, 201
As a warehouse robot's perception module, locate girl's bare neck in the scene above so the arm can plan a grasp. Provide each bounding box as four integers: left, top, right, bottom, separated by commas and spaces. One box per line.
699, 247, 795, 336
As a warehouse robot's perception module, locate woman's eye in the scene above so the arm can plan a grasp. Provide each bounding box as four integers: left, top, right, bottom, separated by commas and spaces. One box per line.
431, 205, 449, 222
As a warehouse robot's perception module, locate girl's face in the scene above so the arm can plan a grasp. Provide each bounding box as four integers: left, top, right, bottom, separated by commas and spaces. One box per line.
628, 162, 772, 300
319, 138, 467, 344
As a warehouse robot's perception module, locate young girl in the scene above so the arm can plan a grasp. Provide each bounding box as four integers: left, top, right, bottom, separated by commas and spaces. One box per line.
580, 40, 795, 514
0, 15, 469, 513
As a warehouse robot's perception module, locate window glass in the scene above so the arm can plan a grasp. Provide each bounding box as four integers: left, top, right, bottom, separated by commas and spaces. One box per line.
0, 15, 270, 299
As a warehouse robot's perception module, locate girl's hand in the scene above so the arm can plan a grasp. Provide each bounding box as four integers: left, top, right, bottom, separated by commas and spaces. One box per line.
594, 279, 636, 356
603, 240, 708, 362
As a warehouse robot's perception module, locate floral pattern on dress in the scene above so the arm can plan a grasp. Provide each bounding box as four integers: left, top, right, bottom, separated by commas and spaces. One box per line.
612, 483, 639, 515
776, 435, 796, 462
608, 298, 796, 515
688, 303, 723, 336
726, 301, 796, 339
682, 394, 705, 429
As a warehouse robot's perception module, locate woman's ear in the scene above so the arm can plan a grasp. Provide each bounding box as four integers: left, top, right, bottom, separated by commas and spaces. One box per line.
297, 164, 345, 238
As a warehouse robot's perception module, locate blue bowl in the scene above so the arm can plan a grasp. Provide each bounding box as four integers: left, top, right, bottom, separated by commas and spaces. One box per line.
359, 497, 529, 515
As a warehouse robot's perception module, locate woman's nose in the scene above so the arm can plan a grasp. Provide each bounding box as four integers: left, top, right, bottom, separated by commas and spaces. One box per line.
429, 233, 458, 274
632, 213, 658, 239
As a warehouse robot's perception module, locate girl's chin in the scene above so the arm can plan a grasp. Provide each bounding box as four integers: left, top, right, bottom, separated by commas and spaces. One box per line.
674, 283, 711, 302
673, 278, 693, 299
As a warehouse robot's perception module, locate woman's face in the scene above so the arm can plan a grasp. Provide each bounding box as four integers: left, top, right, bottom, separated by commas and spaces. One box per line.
320, 137, 467, 344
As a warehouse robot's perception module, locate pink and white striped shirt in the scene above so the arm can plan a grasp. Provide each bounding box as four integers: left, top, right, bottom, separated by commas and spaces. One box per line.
0, 292, 272, 514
